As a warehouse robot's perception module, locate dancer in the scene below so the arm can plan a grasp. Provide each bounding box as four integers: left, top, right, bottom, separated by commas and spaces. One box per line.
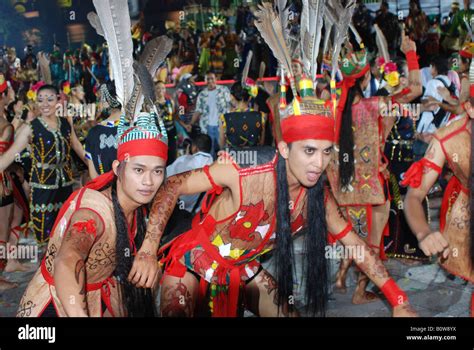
326, 29, 422, 303
129, 2, 417, 318
402, 56, 474, 317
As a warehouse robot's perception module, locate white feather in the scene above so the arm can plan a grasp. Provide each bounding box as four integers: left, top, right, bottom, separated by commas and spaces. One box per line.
374, 24, 390, 63
92, 0, 134, 108
300, 0, 325, 80
326, 0, 356, 81
275, 0, 290, 45
87, 12, 104, 38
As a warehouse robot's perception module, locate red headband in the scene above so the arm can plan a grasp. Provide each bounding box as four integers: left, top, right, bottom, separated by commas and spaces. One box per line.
117, 138, 168, 162
281, 114, 335, 143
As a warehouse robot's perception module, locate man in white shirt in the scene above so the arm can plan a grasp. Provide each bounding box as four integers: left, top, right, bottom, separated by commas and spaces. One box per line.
417, 57, 458, 134
166, 134, 213, 213
191, 72, 231, 157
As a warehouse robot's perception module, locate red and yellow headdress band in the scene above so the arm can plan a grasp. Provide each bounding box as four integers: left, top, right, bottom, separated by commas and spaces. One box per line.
280, 97, 335, 143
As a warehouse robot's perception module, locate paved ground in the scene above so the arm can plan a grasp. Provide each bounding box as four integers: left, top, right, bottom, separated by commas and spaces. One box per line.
1, 194, 472, 317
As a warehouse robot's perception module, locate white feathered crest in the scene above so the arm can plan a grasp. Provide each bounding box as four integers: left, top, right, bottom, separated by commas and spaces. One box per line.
257, 0, 356, 86
90, 0, 134, 109
300, 0, 325, 82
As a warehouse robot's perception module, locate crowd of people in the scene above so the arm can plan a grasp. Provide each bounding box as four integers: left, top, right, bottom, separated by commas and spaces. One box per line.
0, 0, 473, 318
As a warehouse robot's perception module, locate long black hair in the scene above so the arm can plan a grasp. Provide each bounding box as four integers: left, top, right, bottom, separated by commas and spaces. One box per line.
275, 153, 329, 316
109, 165, 156, 317
338, 79, 364, 189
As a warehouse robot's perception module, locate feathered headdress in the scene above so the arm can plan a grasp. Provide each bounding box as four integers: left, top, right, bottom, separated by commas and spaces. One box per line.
300, 0, 325, 82
460, 42, 474, 59
255, 1, 334, 143
254, 2, 297, 96
90, 0, 168, 161
126, 35, 173, 119
322, 0, 364, 140
90, 0, 134, 109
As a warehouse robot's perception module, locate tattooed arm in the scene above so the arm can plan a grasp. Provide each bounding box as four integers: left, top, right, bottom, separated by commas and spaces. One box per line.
54, 209, 104, 317
404, 138, 449, 258
325, 190, 416, 316
128, 157, 240, 288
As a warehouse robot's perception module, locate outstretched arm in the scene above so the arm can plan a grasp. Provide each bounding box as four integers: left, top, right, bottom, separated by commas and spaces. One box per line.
54, 209, 104, 317
404, 137, 449, 258
128, 157, 240, 288
325, 190, 416, 316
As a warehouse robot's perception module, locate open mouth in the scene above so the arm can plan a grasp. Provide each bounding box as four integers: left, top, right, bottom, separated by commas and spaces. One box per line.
306, 171, 321, 182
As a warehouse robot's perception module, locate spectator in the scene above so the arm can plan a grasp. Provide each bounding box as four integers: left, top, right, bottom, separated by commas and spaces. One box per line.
374, 1, 401, 56
417, 56, 458, 137
166, 133, 213, 214
209, 26, 226, 79
154, 80, 178, 165
219, 82, 266, 149
353, 0, 374, 52
448, 0, 474, 42
191, 71, 231, 157
65, 52, 83, 86
405, 0, 430, 66
85, 81, 120, 179
90, 52, 109, 88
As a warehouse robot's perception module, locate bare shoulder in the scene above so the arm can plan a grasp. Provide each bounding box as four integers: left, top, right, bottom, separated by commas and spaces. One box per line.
208, 153, 240, 190
434, 115, 468, 140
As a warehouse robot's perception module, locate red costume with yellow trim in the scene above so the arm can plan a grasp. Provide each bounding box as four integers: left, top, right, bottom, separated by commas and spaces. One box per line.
160, 94, 338, 317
